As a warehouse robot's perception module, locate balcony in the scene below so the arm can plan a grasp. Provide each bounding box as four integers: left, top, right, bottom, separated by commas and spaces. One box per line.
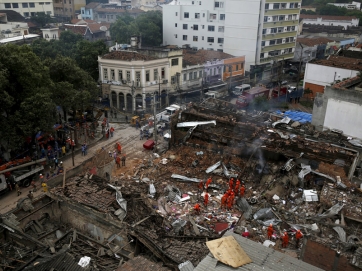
264, 9, 300, 15
259, 53, 294, 63
263, 20, 299, 28
262, 43, 294, 51
262, 31, 297, 40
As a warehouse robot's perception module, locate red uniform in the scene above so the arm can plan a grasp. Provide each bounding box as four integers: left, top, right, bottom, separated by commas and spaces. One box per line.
198, 180, 204, 190
221, 193, 228, 208
116, 142, 122, 153
240, 185, 245, 197
229, 178, 234, 190
282, 232, 289, 248
234, 180, 240, 194
267, 224, 273, 240
194, 203, 201, 214
204, 193, 209, 206
227, 193, 234, 210
295, 230, 303, 248
205, 178, 212, 189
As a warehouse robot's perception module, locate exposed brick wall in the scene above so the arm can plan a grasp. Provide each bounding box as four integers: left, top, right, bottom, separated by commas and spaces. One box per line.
304, 82, 325, 97
302, 239, 360, 271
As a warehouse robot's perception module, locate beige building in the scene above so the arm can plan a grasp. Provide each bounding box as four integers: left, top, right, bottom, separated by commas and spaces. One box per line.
53, 0, 85, 21
98, 41, 183, 113
0, 0, 54, 17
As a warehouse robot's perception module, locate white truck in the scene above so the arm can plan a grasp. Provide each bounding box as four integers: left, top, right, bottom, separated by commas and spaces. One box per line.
0, 159, 45, 195
150, 104, 181, 122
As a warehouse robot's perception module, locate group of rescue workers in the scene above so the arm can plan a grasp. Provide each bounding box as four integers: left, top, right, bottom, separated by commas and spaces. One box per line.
193, 176, 304, 249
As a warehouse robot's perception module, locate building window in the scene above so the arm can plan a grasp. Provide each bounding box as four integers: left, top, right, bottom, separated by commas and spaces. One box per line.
24, 12, 29, 16
29, 2, 35, 7
194, 71, 197, 78
184, 12, 189, 18
202, 36, 204, 40
278, 27, 283, 33
46, 11, 51, 14
175, 23, 177, 27
218, 38, 224, 43
265, 3, 269, 9
22, 3, 28, 7
183, 24, 188, 29
171, 76, 176, 84
210, 13, 216, 20
273, 3, 279, 9
270, 40, 276, 45
126, 71, 131, 82
103, 68, 108, 80
145, 70, 150, 82
261, 41, 265, 46
202, 25, 205, 29
189, 72, 193, 80
272, 16, 278, 21
279, 15, 285, 21
195, 13, 200, 18
193, 24, 198, 30
175, 12, 178, 16
45, 2, 50, 4
12, 3, 19, 8
171, 58, 179, 66
110, 69, 115, 80
183, 73, 186, 81
199, 1, 201, 4
192, 1, 194, 4
264, 16, 268, 22
118, 70, 123, 81
30, 12, 35, 16
270, 28, 277, 33
262, 29, 266, 34
207, 37, 214, 43
208, 25, 215, 31
199, 71, 202, 78
281, 3, 286, 8
203, 13, 205, 17
39, 2, 44, 4
288, 15, 292, 20
183, 35, 187, 40
193, 36, 198, 41
290, 3, 294, 8
136, 71, 141, 85
260, 53, 264, 59
218, 26, 224, 32
111, 15, 113, 19
276, 38, 282, 44
215, 1, 224, 7
154, 69, 158, 81
4, 3, 11, 8
175, 34, 178, 38
161, 68, 165, 79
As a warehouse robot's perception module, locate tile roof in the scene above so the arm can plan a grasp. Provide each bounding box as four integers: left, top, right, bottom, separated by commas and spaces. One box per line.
300, 14, 358, 21
84, 2, 101, 9
117, 256, 171, 271
183, 49, 234, 67
88, 22, 110, 33
297, 37, 333, 47
102, 51, 158, 61
70, 18, 96, 24
64, 24, 87, 35
194, 231, 324, 271
0, 10, 25, 22
311, 55, 362, 70
94, 8, 144, 13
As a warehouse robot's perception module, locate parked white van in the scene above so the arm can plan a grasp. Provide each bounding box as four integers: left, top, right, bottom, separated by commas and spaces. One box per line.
232, 84, 251, 97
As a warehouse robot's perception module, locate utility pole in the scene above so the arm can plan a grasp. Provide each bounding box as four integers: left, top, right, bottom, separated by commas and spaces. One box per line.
200, 76, 204, 102
158, 76, 161, 111
228, 65, 233, 93
153, 94, 158, 151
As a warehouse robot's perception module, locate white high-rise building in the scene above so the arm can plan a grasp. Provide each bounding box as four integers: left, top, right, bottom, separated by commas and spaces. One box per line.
163, 0, 301, 70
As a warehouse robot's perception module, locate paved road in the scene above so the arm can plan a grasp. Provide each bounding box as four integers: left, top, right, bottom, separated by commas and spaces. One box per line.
0, 122, 154, 214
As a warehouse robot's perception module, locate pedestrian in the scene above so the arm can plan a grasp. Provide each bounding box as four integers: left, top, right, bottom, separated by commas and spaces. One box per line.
54, 157, 59, 169
205, 177, 212, 189
194, 203, 201, 214
27, 191, 34, 200
105, 127, 109, 139
42, 181, 48, 193
240, 184, 245, 197
282, 232, 289, 248
136, 120, 140, 129
140, 129, 143, 140
204, 192, 209, 207
110, 126, 115, 137
39, 173, 44, 182
116, 156, 121, 168
229, 178, 234, 190
295, 229, 303, 248
81, 144, 85, 156
62, 145, 66, 157
15, 183, 21, 196
84, 143, 87, 155
121, 154, 126, 166
57, 161, 64, 174
267, 223, 274, 240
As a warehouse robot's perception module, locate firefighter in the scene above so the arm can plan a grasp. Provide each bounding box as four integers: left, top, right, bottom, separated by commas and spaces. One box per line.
116, 142, 122, 154
116, 156, 121, 168
267, 223, 274, 240
240, 184, 246, 197
295, 229, 303, 248
198, 180, 204, 190
282, 232, 289, 248
41, 181, 48, 193
234, 179, 241, 194
205, 177, 212, 189
194, 203, 201, 214
229, 178, 234, 190
121, 154, 126, 166
204, 193, 209, 206
221, 193, 228, 209
110, 126, 115, 137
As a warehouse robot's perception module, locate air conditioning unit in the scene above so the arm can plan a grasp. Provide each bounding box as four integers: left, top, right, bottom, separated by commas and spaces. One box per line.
163, 79, 168, 84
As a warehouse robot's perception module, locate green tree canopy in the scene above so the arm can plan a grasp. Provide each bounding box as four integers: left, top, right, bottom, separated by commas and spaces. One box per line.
110, 11, 163, 46
30, 12, 55, 27
0, 44, 56, 149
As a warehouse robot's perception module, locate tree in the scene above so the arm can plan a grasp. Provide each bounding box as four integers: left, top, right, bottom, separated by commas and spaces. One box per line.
110, 11, 163, 46
31, 12, 55, 27
0, 45, 56, 149
43, 56, 98, 120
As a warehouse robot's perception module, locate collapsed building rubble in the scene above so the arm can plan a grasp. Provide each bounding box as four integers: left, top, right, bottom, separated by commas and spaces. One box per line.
1, 98, 362, 270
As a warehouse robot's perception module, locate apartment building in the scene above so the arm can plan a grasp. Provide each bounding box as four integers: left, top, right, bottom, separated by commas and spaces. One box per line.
53, 0, 85, 21
0, 0, 54, 17
163, 0, 301, 70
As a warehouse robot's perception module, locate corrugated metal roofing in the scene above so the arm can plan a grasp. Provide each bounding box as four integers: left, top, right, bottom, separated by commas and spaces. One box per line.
194, 231, 324, 271
23, 252, 85, 271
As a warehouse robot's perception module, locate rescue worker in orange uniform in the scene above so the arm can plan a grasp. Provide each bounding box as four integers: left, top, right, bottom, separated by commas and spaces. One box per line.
205, 177, 212, 189
267, 223, 274, 240
221, 193, 228, 209
240, 184, 246, 197
204, 193, 209, 206
116, 142, 122, 154
229, 178, 234, 190
234, 179, 240, 194
282, 232, 289, 248
295, 229, 303, 248
198, 180, 204, 190
194, 203, 201, 214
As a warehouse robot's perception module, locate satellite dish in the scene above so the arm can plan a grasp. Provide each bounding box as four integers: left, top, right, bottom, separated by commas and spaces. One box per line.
100, 26, 107, 31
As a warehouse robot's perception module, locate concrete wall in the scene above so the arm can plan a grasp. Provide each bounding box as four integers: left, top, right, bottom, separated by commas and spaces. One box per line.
312, 86, 362, 139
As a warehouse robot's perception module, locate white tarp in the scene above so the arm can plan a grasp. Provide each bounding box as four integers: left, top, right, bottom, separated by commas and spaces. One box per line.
177, 120, 216, 128
78, 256, 91, 267
303, 190, 319, 202
206, 161, 221, 173
272, 117, 291, 128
